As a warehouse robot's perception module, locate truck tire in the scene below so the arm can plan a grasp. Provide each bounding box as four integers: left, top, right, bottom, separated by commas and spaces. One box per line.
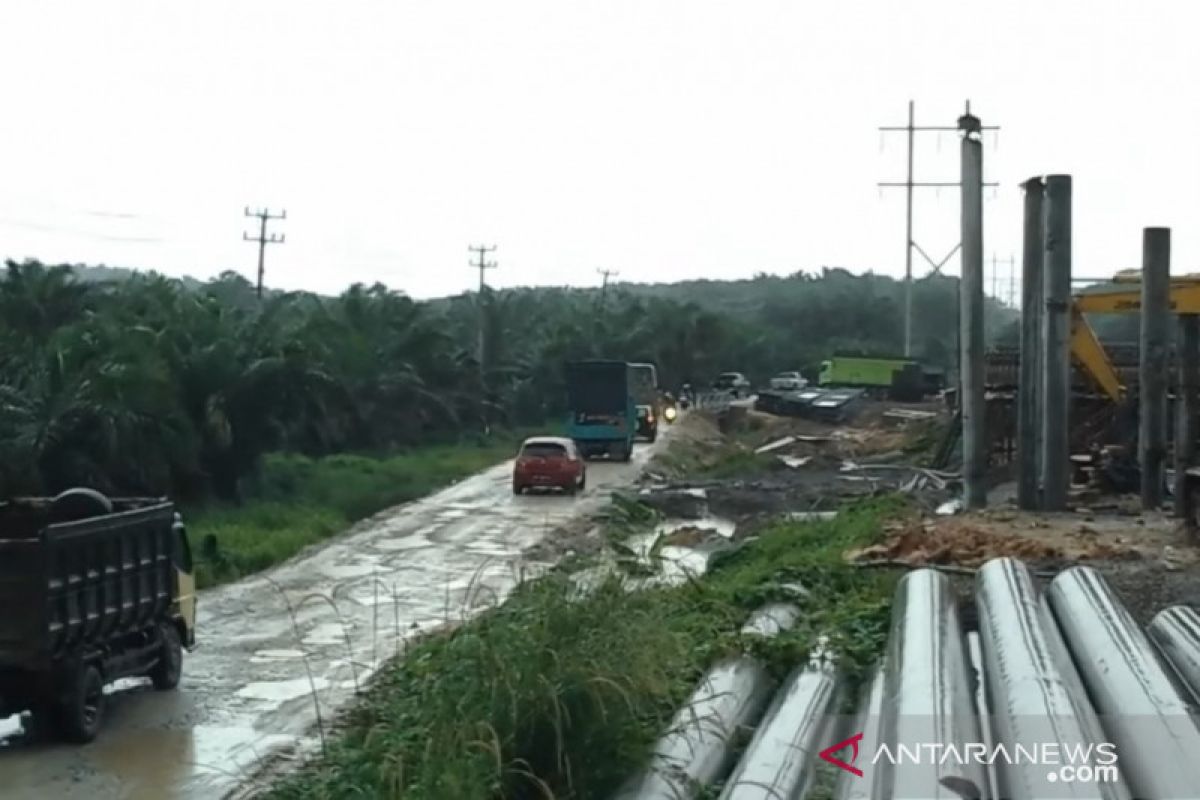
150, 624, 183, 691
622, 442, 634, 462
57, 663, 105, 743
648, 425, 658, 444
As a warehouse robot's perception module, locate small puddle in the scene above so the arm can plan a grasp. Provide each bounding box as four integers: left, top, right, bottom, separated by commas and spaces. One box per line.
319, 562, 386, 580
372, 536, 433, 552
236, 677, 331, 703
653, 516, 736, 542
302, 622, 350, 646
89, 724, 297, 800
620, 516, 738, 587
250, 648, 307, 663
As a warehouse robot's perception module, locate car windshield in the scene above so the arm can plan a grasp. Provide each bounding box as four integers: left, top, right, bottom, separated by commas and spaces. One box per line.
521, 443, 567, 458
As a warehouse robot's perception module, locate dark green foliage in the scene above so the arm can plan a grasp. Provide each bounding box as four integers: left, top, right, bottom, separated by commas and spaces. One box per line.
1, 259, 1003, 500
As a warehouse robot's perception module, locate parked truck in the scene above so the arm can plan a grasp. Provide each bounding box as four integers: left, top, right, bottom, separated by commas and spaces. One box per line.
0, 488, 196, 742
818, 355, 937, 402
565, 359, 636, 461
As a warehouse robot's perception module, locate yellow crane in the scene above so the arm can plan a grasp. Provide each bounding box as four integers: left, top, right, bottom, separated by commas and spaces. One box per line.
1072, 271, 1200, 402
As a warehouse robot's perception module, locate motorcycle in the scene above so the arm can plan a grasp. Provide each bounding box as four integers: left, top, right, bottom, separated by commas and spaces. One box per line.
678, 385, 693, 410
662, 393, 679, 423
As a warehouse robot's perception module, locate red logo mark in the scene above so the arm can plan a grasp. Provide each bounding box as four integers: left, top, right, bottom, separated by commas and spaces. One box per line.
819, 732, 864, 777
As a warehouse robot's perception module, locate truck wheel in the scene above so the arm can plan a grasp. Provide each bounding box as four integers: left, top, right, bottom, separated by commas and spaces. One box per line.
150, 624, 183, 691
57, 663, 105, 743
622, 442, 634, 462
648, 426, 658, 444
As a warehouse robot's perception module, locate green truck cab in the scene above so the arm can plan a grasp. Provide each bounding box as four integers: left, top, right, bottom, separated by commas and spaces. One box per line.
565, 360, 637, 461
0, 489, 196, 742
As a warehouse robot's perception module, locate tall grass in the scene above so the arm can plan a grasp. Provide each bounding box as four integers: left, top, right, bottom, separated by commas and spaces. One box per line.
188, 427, 551, 588
266, 498, 902, 800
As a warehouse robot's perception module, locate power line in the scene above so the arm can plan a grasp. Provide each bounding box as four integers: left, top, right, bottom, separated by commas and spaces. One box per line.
879, 100, 999, 356
243, 207, 286, 300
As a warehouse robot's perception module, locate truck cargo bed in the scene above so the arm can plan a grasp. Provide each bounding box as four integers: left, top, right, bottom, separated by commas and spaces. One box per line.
0, 497, 178, 670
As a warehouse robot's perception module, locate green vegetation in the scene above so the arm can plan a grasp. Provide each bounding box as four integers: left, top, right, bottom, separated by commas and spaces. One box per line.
267, 497, 903, 800
187, 431, 541, 588
1, 260, 997, 503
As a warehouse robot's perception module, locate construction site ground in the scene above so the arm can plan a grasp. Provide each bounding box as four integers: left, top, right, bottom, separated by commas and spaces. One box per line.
248, 402, 1199, 798
637, 401, 1200, 623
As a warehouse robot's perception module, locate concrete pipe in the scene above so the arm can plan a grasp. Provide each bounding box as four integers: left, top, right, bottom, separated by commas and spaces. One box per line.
976, 557, 1131, 800
718, 649, 839, 799
1046, 566, 1200, 798
612, 605, 796, 800
1147, 604, 1200, 704
876, 568, 986, 799
832, 666, 886, 800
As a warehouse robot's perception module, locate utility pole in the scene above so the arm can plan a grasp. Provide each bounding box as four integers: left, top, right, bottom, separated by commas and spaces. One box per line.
597, 268, 619, 305
1140, 228, 1171, 510
1041, 176, 1073, 511
960, 106, 986, 509
879, 101, 999, 356
1017, 179, 1044, 510
468, 244, 498, 294
243, 207, 286, 300
468, 245, 498, 402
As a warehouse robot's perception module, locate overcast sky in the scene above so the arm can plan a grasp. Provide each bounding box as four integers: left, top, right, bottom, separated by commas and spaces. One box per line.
0, 1, 1195, 299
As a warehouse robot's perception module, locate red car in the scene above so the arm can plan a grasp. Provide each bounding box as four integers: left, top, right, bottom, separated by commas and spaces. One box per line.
512, 436, 586, 495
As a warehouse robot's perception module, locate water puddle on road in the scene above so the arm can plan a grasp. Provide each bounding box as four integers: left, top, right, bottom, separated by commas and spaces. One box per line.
89, 724, 297, 800
573, 515, 739, 592
236, 677, 331, 703
318, 562, 390, 581
249, 648, 307, 664
301, 621, 352, 647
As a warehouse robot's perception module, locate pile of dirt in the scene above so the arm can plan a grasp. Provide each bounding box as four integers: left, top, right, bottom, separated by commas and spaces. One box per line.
847, 520, 1065, 568
747, 403, 947, 465
847, 514, 1154, 569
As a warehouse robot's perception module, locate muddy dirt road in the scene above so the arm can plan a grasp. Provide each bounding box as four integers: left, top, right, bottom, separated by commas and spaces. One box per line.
0, 439, 665, 799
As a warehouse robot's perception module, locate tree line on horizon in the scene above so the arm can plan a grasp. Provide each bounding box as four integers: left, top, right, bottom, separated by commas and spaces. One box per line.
0, 260, 1012, 501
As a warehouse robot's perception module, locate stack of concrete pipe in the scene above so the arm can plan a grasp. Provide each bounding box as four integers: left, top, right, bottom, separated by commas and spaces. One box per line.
614, 561, 1200, 799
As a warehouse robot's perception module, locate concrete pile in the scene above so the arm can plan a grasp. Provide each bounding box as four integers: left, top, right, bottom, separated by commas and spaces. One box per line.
615, 560, 1200, 799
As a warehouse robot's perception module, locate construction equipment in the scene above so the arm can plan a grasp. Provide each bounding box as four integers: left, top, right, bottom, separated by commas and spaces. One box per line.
1070, 271, 1200, 403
